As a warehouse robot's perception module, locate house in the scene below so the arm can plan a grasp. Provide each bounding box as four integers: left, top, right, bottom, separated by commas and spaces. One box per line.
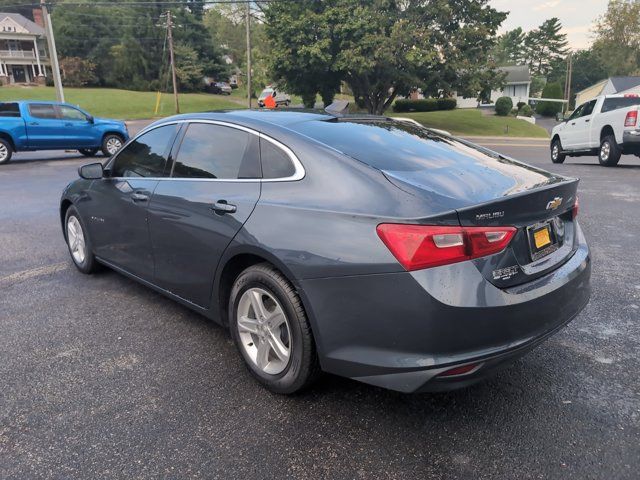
456, 65, 531, 108
0, 11, 50, 86
575, 77, 640, 106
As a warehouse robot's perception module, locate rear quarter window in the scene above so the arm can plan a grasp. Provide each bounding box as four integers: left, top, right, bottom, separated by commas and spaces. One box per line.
0, 103, 20, 117
601, 97, 640, 113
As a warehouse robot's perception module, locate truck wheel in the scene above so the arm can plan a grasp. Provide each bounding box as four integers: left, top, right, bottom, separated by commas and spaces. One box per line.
78, 148, 99, 157
550, 138, 565, 164
101, 134, 124, 157
0, 138, 13, 165
598, 135, 621, 167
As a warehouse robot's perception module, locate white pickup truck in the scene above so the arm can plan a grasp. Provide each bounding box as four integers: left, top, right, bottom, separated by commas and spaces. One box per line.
550, 94, 640, 166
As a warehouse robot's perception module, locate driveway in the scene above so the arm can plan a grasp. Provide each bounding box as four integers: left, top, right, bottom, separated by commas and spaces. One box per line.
1, 135, 639, 479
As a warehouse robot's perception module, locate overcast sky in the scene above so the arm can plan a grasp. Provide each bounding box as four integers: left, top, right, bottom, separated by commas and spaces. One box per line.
490, 0, 609, 50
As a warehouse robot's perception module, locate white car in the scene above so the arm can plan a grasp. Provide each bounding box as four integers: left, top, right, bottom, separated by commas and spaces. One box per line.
550, 94, 640, 166
258, 88, 291, 108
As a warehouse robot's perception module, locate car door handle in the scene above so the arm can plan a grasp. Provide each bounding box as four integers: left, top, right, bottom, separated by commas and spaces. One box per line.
585, 119, 590, 123
570, 122, 575, 125
29, 121, 39, 126
131, 192, 149, 202
65, 122, 73, 126
211, 200, 237, 214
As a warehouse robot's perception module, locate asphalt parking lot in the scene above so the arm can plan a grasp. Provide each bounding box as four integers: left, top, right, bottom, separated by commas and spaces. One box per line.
1, 123, 639, 479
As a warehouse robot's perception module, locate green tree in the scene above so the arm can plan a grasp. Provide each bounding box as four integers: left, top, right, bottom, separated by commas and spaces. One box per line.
536, 81, 563, 117
547, 49, 609, 107
59, 57, 97, 87
525, 18, 569, 76
264, 0, 506, 114
592, 0, 640, 77
492, 28, 526, 65
173, 43, 204, 91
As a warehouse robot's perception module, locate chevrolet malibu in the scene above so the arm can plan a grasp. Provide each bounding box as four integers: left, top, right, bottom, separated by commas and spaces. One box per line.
60, 110, 591, 394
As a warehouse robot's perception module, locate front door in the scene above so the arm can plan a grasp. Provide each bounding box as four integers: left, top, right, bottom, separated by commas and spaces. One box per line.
56, 105, 96, 147
560, 103, 585, 149
148, 122, 262, 307
87, 123, 180, 280
11, 66, 25, 83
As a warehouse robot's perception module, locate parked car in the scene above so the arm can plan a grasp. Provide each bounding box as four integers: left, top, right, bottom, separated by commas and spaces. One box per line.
61, 110, 590, 394
0, 101, 128, 165
258, 88, 291, 107
551, 93, 640, 166
207, 82, 233, 95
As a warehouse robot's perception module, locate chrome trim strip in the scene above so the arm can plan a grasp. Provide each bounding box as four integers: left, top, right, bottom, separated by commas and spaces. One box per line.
114, 118, 305, 182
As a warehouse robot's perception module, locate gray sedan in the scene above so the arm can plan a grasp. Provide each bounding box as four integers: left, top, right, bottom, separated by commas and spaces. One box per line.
60, 110, 591, 394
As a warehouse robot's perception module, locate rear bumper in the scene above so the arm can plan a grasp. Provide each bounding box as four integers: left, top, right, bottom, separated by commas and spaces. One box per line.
622, 130, 640, 154
299, 225, 591, 393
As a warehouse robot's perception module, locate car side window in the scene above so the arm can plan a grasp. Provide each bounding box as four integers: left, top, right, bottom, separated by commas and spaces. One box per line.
171, 123, 260, 179
58, 106, 88, 121
260, 137, 295, 178
111, 124, 178, 178
567, 104, 584, 121
28, 104, 57, 119
581, 100, 596, 117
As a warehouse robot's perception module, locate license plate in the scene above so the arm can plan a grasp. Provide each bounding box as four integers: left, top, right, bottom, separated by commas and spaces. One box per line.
527, 221, 558, 261
533, 227, 551, 249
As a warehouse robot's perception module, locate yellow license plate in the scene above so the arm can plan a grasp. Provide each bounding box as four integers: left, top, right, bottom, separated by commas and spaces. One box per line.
534, 227, 551, 249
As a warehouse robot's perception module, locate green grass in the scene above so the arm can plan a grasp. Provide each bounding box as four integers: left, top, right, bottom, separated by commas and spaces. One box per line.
0, 86, 246, 120
395, 109, 549, 138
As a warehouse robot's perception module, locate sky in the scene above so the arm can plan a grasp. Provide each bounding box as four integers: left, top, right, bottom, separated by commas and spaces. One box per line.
490, 0, 610, 50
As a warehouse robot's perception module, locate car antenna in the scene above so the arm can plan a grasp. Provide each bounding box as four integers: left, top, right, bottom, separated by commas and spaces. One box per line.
325, 100, 350, 116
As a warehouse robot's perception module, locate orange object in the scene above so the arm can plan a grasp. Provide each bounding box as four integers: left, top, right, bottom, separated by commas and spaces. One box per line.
264, 93, 276, 109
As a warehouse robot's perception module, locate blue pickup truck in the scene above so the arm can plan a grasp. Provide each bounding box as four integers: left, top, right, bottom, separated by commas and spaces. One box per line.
0, 101, 129, 164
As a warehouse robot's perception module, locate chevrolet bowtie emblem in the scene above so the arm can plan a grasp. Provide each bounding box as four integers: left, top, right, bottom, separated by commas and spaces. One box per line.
546, 197, 562, 210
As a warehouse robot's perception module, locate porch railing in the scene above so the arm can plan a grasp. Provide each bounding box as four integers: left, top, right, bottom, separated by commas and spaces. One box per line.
0, 50, 47, 59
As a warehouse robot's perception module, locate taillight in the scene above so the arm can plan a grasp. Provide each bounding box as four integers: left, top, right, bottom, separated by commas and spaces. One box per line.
376, 224, 516, 271
624, 110, 638, 127
572, 196, 579, 219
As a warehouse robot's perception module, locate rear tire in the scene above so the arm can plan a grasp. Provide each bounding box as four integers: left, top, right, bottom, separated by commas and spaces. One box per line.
101, 134, 124, 157
550, 138, 565, 164
79, 148, 99, 157
0, 138, 13, 165
65, 206, 100, 274
599, 135, 621, 167
229, 263, 320, 394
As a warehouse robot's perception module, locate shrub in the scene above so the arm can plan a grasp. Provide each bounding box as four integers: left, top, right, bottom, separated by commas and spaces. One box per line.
536, 82, 563, 117
510, 108, 519, 116
519, 104, 533, 117
517, 101, 526, 110
59, 57, 97, 87
495, 96, 513, 116
436, 97, 457, 110
393, 97, 456, 112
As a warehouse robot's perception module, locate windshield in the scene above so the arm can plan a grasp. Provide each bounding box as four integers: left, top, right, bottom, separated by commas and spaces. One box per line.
259, 89, 274, 99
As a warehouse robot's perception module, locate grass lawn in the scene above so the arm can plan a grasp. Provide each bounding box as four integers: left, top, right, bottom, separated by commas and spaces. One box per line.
0, 86, 245, 120
395, 109, 549, 138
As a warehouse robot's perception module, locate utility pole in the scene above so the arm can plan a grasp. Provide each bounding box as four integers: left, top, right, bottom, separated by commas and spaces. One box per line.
167, 10, 179, 114
564, 53, 573, 114
41, 0, 64, 102
245, 2, 252, 109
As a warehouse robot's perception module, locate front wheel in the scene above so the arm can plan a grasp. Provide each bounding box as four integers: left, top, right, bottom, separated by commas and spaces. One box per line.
550, 138, 565, 164
599, 135, 621, 166
65, 206, 100, 274
0, 138, 13, 165
229, 263, 320, 394
101, 134, 124, 157
78, 148, 99, 157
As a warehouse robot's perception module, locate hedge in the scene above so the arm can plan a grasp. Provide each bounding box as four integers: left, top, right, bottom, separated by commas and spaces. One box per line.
393, 97, 457, 113
495, 96, 513, 116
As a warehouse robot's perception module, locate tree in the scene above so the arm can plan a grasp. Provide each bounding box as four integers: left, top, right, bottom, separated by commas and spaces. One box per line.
492, 28, 526, 65
59, 57, 97, 87
264, 0, 506, 114
592, 0, 640, 77
536, 82, 563, 117
173, 43, 204, 91
547, 49, 609, 107
524, 18, 569, 76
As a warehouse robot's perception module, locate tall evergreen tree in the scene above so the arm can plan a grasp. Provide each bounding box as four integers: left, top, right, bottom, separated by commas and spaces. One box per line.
524, 18, 569, 76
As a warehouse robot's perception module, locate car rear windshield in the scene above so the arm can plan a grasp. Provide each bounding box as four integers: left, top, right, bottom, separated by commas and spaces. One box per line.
291, 118, 499, 172
0, 102, 20, 117
601, 96, 640, 113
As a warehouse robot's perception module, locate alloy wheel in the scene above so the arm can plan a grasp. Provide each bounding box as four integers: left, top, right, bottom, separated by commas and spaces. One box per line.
0, 143, 8, 162
601, 141, 610, 161
67, 216, 86, 264
106, 137, 122, 155
237, 287, 291, 375
552, 144, 559, 161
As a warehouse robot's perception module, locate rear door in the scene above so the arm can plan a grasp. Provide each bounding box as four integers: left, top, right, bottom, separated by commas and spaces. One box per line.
25, 103, 63, 149
87, 123, 180, 280
148, 121, 261, 307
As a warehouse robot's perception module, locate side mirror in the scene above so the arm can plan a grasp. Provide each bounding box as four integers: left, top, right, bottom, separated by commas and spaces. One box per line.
86, 115, 94, 124
78, 162, 103, 179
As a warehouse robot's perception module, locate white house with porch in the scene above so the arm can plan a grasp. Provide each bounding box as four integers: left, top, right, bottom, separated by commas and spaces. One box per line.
456, 65, 531, 109
0, 12, 49, 85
